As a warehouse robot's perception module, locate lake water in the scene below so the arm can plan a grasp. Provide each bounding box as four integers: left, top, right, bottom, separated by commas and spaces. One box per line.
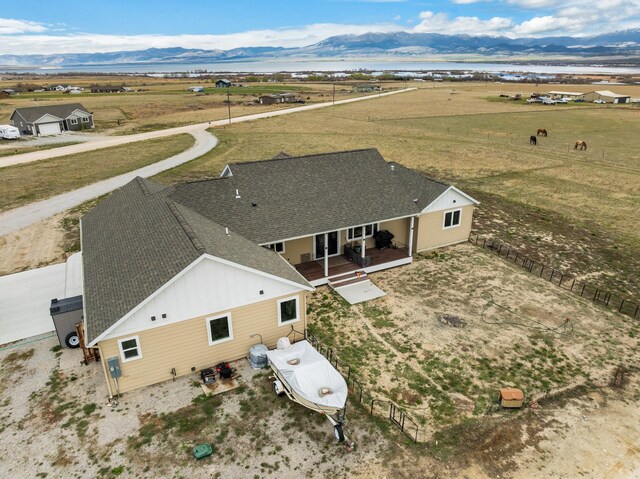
6, 59, 640, 75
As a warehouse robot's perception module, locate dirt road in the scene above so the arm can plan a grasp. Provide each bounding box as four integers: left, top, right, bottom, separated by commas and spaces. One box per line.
0, 87, 415, 169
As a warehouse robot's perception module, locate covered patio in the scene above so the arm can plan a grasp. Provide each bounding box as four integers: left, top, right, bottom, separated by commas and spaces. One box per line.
295, 246, 411, 284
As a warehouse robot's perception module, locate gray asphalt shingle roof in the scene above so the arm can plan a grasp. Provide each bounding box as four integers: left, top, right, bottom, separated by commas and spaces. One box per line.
170, 148, 450, 244
12, 103, 90, 123
82, 177, 311, 344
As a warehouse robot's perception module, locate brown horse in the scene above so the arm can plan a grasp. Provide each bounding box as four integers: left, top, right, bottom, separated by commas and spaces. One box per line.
537, 128, 548, 137
574, 140, 587, 150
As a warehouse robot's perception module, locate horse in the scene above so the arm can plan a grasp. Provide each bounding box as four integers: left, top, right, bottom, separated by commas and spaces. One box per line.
530, 135, 537, 145
574, 140, 587, 150
537, 128, 548, 137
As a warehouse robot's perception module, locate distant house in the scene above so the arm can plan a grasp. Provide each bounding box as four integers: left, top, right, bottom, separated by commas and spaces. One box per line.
91, 85, 126, 93
10, 103, 94, 136
258, 93, 299, 105
547, 91, 584, 100
583, 90, 630, 104
215, 79, 231, 88
0, 90, 14, 98
188, 86, 204, 93
353, 84, 382, 93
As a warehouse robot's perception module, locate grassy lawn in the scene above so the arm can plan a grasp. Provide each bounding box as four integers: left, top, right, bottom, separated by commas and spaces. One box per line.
0, 141, 82, 158
0, 134, 194, 212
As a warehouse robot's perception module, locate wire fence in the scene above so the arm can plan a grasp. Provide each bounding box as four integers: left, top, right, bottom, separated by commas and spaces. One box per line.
469, 234, 640, 319
306, 334, 422, 443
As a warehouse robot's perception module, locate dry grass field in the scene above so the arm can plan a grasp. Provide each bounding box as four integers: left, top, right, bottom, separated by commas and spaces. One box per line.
0, 75, 404, 135
0, 134, 194, 212
155, 81, 640, 298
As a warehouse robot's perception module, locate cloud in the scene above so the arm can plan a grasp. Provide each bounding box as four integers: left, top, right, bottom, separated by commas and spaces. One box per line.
0, 22, 401, 55
413, 11, 514, 35
505, 0, 558, 8
0, 18, 47, 34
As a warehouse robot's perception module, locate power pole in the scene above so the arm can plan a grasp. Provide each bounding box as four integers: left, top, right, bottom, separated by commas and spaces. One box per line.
227, 90, 231, 125
332, 83, 335, 105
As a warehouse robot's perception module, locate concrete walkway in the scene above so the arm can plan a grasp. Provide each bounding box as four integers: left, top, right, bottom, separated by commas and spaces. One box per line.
0, 87, 415, 237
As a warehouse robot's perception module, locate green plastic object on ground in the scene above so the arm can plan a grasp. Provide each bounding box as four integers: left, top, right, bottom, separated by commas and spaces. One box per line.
193, 443, 213, 460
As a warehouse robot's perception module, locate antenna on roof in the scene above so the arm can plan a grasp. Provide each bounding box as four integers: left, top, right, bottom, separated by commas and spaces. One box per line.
390, 164, 396, 171
225, 227, 229, 236
235, 189, 241, 199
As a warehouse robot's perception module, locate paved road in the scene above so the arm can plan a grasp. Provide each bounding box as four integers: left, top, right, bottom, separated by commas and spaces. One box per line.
0, 252, 82, 345
0, 87, 415, 237
0, 88, 415, 168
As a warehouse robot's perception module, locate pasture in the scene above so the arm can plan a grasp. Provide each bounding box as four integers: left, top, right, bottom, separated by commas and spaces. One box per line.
156, 82, 640, 297
0, 134, 194, 212
0, 76, 402, 135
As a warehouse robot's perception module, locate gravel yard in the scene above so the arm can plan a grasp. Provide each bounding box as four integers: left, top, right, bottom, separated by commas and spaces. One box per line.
1, 243, 639, 478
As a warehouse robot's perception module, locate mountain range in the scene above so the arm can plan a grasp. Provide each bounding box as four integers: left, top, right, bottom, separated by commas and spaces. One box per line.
1, 29, 639, 68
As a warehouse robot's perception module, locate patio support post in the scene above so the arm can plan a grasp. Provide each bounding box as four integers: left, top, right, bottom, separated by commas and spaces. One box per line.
408, 216, 415, 256
324, 232, 329, 278
361, 226, 366, 259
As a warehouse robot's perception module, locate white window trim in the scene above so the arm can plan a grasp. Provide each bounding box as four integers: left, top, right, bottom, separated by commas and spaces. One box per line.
82, 117, 90, 123
70, 118, 78, 125
443, 208, 462, 230
118, 335, 142, 363
268, 242, 285, 253
313, 231, 341, 260
206, 313, 234, 346
277, 296, 300, 326
346, 223, 379, 241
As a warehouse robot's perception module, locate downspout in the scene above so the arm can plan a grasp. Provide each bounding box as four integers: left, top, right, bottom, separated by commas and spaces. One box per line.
408, 216, 415, 257
324, 232, 329, 278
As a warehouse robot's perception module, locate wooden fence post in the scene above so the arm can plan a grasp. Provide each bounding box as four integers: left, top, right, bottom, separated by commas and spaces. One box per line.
571, 279, 575, 291
581, 284, 586, 297
619, 299, 625, 313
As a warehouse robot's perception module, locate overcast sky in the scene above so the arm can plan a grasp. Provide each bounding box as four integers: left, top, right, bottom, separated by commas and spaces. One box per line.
1, 0, 639, 55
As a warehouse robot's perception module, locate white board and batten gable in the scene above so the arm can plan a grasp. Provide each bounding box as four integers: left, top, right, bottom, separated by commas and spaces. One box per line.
100, 255, 310, 342
33, 113, 63, 124
420, 186, 479, 214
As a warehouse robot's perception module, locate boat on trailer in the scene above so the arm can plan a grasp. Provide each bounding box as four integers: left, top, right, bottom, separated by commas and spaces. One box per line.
266, 339, 349, 442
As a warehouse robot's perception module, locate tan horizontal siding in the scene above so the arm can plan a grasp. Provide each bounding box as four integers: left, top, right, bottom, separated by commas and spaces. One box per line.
98, 292, 306, 394
282, 236, 313, 265
415, 205, 475, 252
379, 218, 409, 247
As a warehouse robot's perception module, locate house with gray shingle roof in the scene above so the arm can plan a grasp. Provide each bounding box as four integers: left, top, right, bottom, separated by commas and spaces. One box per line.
10, 102, 94, 136
80, 149, 478, 395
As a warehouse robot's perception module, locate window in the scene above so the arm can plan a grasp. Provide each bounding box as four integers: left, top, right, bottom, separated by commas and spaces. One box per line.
347, 223, 379, 241
443, 209, 462, 229
82, 116, 90, 123
70, 118, 78, 125
278, 296, 299, 325
206, 314, 233, 346
267, 242, 285, 253
118, 336, 142, 362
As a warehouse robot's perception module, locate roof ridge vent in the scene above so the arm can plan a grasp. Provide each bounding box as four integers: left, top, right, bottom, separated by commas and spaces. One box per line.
165, 201, 206, 254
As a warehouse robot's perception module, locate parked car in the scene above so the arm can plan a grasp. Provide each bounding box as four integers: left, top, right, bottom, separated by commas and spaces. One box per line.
593, 99, 606, 104
574, 99, 585, 102
526, 98, 542, 103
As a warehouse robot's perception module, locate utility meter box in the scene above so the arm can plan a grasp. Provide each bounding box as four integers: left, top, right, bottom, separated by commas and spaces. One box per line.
107, 357, 122, 379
